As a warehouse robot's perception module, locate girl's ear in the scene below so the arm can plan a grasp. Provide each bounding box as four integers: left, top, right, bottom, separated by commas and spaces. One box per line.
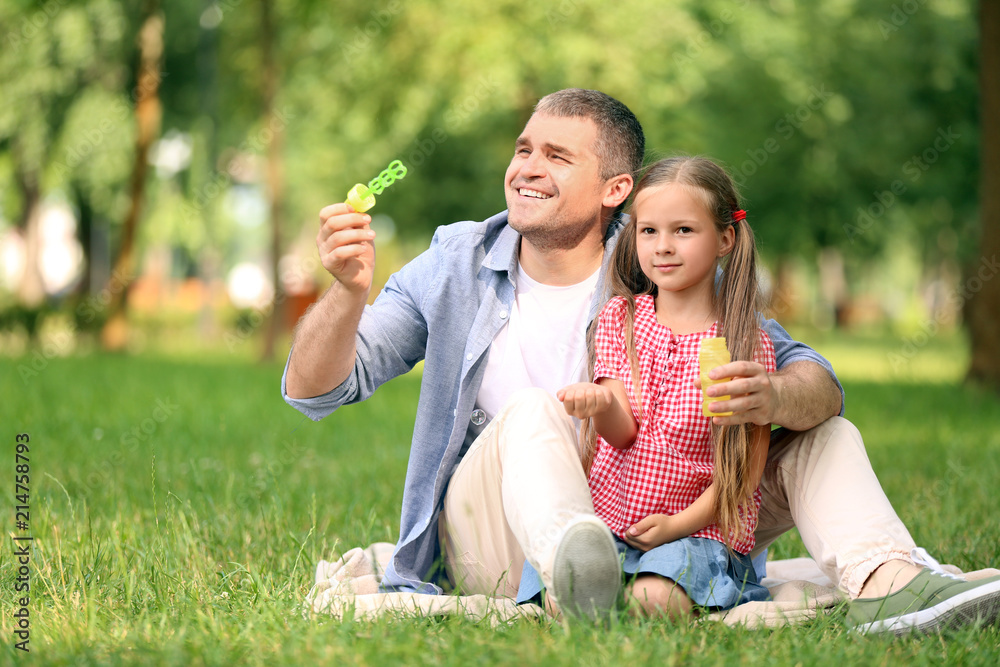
718, 224, 736, 257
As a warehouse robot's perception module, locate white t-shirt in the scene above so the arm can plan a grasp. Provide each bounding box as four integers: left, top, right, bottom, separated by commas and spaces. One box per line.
475, 262, 600, 421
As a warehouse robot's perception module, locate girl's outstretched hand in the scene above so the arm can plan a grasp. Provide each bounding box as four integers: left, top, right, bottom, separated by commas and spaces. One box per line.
556, 382, 614, 419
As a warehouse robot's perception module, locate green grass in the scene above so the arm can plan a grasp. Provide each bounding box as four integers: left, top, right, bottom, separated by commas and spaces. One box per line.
2, 333, 1000, 665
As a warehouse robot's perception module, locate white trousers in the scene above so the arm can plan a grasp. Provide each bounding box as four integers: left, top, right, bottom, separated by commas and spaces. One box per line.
439, 388, 915, 599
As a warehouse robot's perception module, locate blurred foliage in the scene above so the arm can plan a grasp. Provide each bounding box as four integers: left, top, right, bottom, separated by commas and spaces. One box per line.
0, 0, 979, 296
1, 0, 134, 215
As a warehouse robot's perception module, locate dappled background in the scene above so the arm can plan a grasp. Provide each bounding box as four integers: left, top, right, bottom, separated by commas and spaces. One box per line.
2, 0, 997, 383
3, 2, 1000, 661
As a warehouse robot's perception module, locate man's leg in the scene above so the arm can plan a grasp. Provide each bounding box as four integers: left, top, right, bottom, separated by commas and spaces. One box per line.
753, 417, 917, 596
439, 388, 620, 617
753, 416, 1000, 634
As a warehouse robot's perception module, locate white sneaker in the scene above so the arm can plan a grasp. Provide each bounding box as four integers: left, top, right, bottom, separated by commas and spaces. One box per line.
551, 516, 622, 621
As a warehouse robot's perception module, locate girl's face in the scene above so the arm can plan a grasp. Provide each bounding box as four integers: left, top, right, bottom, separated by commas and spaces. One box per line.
632, 182, 735, 298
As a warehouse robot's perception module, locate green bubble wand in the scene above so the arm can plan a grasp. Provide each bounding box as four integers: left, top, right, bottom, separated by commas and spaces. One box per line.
345, 159, 408, 212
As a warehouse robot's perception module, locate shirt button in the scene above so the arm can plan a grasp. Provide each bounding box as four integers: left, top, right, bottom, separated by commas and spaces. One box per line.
466, 353, 474, 361
499, 310, 508, 320
471, 409, 486, 425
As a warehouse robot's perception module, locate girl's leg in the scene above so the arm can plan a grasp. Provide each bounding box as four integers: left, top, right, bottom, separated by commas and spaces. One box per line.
626, 574, 694, 618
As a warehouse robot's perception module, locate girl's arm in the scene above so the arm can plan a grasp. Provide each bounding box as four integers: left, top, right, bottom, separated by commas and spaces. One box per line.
557, 377, 638, 449
625, 423, 771, 551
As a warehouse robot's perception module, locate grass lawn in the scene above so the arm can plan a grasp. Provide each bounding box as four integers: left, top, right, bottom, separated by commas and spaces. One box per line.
2, 330, 999, 665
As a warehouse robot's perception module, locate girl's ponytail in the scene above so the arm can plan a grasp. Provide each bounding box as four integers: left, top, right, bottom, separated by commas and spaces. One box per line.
714, 212, 762, 549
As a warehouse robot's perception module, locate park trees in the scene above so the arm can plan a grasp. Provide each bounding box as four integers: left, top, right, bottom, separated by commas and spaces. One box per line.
1, 0, 993, 381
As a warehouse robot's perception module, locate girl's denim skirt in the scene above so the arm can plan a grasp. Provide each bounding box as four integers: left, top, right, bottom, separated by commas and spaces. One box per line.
517, 534, 770, 610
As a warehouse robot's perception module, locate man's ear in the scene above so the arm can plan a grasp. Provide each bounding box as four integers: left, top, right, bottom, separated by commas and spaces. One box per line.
602, 174, 634, 209
718, 224, 736, 257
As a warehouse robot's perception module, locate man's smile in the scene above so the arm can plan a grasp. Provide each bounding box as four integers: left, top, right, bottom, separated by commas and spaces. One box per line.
516, 187, 553, 200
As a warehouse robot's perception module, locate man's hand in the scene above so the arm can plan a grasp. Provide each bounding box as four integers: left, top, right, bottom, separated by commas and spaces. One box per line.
624, 514, 678, 551
317, 202, 377, 295
285, 203, 376, 399
695, 360, 777, 427
556, 382, 614, 419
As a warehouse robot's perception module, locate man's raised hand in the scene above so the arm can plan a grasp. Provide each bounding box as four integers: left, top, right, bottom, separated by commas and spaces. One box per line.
317, 203, 377, 295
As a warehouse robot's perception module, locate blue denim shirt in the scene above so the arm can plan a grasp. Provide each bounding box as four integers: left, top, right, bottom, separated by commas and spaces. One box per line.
281, 210, 845, 593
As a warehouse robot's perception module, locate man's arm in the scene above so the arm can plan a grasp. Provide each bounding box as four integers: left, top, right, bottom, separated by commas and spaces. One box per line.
285, 280, 367, 399
701, 318, 843, 432
765, 360, 842, 431
702, 357, 842, 430
285, 202, 375, 399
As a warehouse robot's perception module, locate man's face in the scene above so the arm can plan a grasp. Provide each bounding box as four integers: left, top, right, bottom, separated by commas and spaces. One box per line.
504, 113, 609, 249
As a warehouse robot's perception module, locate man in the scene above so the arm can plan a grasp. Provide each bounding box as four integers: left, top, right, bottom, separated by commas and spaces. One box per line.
283, 89, 1000, 632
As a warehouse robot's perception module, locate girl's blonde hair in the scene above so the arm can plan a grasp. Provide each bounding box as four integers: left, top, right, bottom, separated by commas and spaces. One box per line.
583, 156, 763, 549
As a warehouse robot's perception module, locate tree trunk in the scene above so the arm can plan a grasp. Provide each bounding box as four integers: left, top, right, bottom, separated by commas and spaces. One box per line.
100, 1, 164, 351
197, 0, 222, 341
259, 0, 286, 362
768, 255, 801, 324
967, 0, 1000, 386
13, 163, 45, 312
71, 181, 95, 298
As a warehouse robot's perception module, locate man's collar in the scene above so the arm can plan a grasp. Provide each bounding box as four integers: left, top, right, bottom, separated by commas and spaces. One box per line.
483, 212, 520, 274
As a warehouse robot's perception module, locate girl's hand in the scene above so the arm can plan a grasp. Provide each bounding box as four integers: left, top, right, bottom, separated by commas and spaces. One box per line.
623, 514, 677, 552
556, 382, 614, 419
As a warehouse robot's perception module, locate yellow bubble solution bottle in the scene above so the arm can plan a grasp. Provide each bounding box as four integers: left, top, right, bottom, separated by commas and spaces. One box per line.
700, 337, 733, 417
345, 183, 376, 212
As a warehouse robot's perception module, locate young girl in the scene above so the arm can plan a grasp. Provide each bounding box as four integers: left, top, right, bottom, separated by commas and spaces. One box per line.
557, 156, 775, 617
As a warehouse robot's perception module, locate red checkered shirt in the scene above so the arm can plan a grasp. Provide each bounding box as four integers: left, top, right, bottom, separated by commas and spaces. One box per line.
588, 295, 777, 554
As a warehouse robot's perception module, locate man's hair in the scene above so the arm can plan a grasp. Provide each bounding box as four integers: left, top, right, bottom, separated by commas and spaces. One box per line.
533, 88, 645, 182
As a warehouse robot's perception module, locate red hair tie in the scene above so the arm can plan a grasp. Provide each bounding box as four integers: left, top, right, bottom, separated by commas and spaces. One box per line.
732, 209, 747, 223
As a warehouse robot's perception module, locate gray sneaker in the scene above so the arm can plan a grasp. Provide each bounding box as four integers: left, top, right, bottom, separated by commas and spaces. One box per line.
551, 516, 622, 621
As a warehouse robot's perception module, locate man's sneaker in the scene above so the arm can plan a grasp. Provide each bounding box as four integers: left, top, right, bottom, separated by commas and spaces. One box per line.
849, 548, 1000, 635
551, 516, 622, 621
